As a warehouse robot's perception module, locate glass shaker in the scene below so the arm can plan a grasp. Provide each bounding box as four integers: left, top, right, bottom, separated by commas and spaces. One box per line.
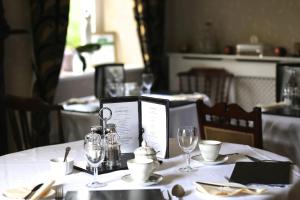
105, 123, 121, 168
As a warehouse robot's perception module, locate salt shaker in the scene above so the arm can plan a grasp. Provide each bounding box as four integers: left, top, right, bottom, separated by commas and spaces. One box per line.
105, 123, 121, 168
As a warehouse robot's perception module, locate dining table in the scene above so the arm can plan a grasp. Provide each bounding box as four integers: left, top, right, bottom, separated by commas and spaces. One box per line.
1, 138, 299, 200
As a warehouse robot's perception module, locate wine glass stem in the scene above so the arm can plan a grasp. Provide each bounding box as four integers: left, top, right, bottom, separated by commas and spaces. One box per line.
93, 166, 98, 182
186, 152, 191, 168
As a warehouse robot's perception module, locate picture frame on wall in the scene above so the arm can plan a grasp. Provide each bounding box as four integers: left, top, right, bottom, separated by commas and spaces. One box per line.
91, 32, 117, 65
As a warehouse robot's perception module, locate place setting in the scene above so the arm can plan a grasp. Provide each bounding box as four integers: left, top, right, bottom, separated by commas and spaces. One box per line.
191, 140, 230, 165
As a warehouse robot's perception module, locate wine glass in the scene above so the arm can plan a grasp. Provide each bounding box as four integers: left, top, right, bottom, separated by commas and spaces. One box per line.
105, 81, 125, 97
142, 73, 154, 94
177, 126, 199, 172
84, 133, 107, 188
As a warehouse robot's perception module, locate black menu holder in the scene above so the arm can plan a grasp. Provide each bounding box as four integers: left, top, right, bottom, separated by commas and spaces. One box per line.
65, 189, 165, 200
74, 153, 134, 175
229, 162, 291, 185
100, 96, 170, 158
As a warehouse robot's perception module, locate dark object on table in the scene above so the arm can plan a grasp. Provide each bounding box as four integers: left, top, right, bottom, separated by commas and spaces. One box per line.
229, 162, 291, 185
5, 95, 64, 150
196, 99, 263, 148
263, 106, 300, 118
274, 47, 287, 57
74, 153, 134, 175
65, 189, 164, 200
224, 45, 235, 55
177, 68, 233, 104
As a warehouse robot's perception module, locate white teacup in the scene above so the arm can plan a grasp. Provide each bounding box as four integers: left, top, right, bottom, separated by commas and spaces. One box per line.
198, 140, 222, 161
127, 158, 156, 182
50, 157, 74, 176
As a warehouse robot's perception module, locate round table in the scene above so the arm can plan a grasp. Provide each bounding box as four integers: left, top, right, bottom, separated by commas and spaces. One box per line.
0, 139, 299, 200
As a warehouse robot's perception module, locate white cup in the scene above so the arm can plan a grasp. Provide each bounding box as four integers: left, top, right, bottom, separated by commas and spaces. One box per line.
198, 140, 222, 161
50, 157, 74, 176
127, 158, 156, 182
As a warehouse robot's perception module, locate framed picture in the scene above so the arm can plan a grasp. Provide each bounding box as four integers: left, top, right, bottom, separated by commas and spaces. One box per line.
91, 32, 117, 65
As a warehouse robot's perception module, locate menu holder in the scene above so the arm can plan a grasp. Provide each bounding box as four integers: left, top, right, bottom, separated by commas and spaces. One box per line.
100, 96, 170, 158
65, 189, 165, 200
229, 162, 291, 185
74, 153, 134, 175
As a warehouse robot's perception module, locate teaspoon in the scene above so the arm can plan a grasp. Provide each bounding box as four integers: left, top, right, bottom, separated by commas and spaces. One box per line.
63, 146, 71, 162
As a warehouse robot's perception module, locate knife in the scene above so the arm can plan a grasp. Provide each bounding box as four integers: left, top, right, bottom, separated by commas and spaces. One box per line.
24, 183, 43, 199
194, 181, 257, 191
244, 155, 262, 162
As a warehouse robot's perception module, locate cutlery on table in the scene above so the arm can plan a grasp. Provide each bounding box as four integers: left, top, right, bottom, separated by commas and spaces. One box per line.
194, 181, 257, 191
24, 183, 43, 199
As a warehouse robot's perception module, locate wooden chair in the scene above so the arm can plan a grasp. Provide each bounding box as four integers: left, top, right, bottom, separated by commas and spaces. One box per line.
94, 63, 125, 98
196, 99, 263, 148
177, 68, 233, 104
5, 95, 64, 151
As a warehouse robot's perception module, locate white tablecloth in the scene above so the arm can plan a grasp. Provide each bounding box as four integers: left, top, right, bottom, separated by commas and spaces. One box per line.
0, 139, 299, 200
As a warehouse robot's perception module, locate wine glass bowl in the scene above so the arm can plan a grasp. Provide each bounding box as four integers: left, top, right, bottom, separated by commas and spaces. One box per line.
177, 126, 198, 172
84, 133, 106, 188
142, 73, 154, 94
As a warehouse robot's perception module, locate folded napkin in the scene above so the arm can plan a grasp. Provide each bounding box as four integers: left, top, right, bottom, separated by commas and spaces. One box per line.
3, 180, 55, 200
256, 101, 288, 112
194, 182, 266, 196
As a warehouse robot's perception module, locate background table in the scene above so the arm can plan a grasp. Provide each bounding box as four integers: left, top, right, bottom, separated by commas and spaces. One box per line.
1, 139, 299, 200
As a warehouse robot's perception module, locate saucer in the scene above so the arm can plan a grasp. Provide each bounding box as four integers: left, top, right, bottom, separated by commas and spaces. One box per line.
121, 173, 163, 186
192, 154, 229, 165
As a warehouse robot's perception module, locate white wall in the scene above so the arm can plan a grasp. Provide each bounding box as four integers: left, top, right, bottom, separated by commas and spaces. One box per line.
165, 0, 300, 55
102, 0, 143, 68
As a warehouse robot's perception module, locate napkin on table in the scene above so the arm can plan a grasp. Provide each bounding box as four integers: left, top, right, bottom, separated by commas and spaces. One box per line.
3, 180, 55, 200
194, 182, 266, 196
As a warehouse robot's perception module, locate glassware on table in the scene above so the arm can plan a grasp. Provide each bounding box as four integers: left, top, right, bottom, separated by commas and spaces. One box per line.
105, 81, 125, 97
177, 126, 199, 172
84, 132, 107, 188
142, 73, 154, 94
283, 68, 299, 109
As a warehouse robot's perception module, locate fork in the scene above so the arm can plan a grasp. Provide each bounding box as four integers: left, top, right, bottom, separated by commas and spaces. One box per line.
55, 185, 64, 200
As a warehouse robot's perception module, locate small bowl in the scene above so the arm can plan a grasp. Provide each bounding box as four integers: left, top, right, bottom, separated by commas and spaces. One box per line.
50, 157, 74, 176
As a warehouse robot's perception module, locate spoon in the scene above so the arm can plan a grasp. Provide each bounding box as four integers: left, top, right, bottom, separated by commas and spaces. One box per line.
63, 146, 71, 162
171, 184, 185, 199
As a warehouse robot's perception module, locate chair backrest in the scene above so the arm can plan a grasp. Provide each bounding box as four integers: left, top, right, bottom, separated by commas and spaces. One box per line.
177, 68, 233, 104
196, 99, 262, 148
5, 95, 64, 151
94, 63, 125, 98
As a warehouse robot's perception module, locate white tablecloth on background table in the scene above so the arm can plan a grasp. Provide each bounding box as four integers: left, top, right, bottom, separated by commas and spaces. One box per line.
1, 139, 299, 200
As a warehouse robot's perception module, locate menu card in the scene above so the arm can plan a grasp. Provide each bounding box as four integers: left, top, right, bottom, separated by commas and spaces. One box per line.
100, 96, 170, 158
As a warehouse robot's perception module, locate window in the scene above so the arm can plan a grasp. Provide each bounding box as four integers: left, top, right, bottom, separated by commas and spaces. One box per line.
61, 0, 143, 76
